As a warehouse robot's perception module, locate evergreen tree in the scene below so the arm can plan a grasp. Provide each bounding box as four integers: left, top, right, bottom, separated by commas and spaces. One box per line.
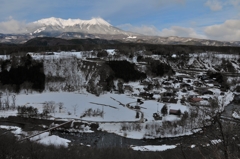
161, 104, 168, 116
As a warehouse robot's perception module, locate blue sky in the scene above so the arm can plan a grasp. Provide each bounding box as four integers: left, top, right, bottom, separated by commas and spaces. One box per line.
1, 0, 240, 41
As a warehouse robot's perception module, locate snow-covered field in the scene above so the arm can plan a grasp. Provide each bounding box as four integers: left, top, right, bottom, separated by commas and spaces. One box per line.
0, 90, 193, 139
5, 91, 188, 122
15, 92, 137, 122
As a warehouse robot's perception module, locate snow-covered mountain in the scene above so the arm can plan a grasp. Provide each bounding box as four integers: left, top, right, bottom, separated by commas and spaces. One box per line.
34, 17, 111, 28
27, 17, 131, 35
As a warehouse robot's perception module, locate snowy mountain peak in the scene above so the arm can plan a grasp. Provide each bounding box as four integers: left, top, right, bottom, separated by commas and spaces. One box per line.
88, 17, 111, 26
33, 17, 111, 28
24, 17, 134, 37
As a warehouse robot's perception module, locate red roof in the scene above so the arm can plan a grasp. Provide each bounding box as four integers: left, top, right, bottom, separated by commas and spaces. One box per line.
190, 98, 202, 102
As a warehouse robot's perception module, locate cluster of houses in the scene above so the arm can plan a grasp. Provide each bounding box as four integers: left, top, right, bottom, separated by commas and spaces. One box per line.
122, 72, 227, 119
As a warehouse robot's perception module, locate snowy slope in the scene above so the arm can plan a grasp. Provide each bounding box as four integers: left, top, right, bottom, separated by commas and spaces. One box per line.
28, 17, 130, 35
34, 17, 111, 28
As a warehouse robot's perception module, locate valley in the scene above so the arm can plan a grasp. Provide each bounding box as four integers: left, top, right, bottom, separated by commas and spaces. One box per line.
0, 44, 240, 158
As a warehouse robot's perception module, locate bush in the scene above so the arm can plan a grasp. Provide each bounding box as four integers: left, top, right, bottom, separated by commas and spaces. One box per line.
81, 108, 104, 118
43, 101, 56, 113
17, 106, 38, 118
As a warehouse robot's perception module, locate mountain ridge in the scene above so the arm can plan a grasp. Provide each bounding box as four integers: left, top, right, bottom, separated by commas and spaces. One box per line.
27, 17, 132, 36
33, 17, 112, 28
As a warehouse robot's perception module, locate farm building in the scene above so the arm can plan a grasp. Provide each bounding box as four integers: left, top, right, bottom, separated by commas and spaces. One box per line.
169, 109, 181, 116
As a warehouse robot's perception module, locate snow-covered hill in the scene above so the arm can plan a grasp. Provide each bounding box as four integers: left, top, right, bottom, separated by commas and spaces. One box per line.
27, 17, 131, 35
34, 17, 111, 28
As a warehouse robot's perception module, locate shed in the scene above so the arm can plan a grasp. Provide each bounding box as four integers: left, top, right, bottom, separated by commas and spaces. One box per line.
169, 109, 181, 116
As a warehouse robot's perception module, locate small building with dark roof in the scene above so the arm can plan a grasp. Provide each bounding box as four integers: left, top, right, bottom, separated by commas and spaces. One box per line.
169, 109, 181, 116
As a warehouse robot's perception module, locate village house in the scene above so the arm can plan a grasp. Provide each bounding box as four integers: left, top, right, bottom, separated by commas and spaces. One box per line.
86, 57, 101, 61
140, 80, 151, 86
188, 95, 202, 103
186, 79, 192, 83
193, 81, 203, 87
162, 91, 176, 98
182, 89, 187, 93
44, 52, 54, 55
162, 81, 172, 86
220, 86, 228, 92
173, 79, 179, 84
152, 78, 160, 86
27, 52, 43, 56
187, 86, 194, 91
196, 88, 214, 95
153, 90, 160, 94
169, 109, 181, 116
198, 74, 209, 81
213, 81, 221, 87
160, 91, 178, 103
81, 59, 104, 71
162, 98, 178, 104
220, 92, 225, 95
139, 92, 154, 99
176, 77, 183, 82
153, 113, 162, 120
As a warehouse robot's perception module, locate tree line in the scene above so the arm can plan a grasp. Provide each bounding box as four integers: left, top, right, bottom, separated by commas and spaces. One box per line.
0, 54, 45, 92
1, 37, 240, 55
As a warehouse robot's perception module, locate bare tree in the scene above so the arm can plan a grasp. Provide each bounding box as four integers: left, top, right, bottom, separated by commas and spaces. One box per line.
58, 102, 64, 113
49, 101, 56, 113
4, 90, 10, 110
11, 94, 16, 110
72, 104, 78, 115
0, 92, 2, 110
198, 97, 240, 159
43, 101, 56, 114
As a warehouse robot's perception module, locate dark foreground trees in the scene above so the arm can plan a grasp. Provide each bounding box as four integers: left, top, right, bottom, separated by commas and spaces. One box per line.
0, 132, 228, 159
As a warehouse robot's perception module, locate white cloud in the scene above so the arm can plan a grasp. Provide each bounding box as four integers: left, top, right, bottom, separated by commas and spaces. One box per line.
205, 0, 223, 11
118, 24, 205, 39
204, 19, 240, 41
229, 0, 240, 6
205, 0, 240, 11
0, 17, 30, 34
119, 18, 240, 41
159, 26, 206, 39
118, 24, 160, 36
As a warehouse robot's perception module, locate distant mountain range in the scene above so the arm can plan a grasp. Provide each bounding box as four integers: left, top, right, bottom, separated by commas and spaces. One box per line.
1, 17, 240, 46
